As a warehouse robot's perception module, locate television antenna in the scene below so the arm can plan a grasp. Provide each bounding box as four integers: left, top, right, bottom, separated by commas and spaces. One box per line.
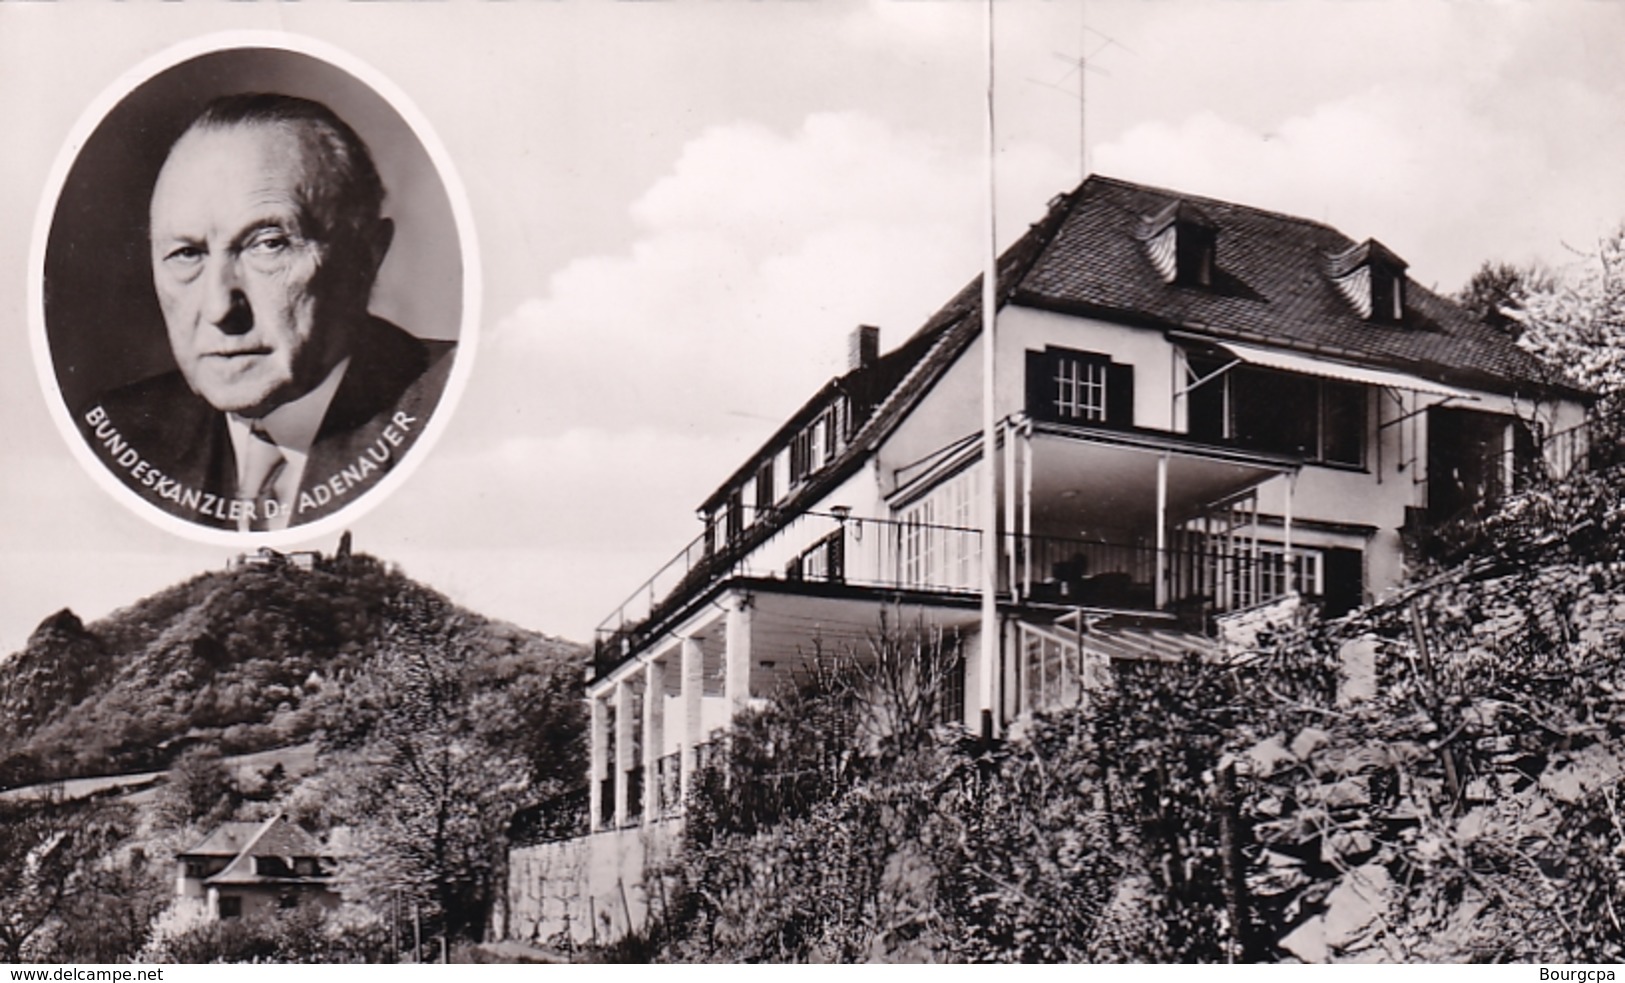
1027, 18, 1133, 181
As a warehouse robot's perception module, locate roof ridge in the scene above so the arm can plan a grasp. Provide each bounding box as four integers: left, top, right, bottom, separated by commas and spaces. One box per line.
234, 814, 282, 861
1082, 173, 1352, 239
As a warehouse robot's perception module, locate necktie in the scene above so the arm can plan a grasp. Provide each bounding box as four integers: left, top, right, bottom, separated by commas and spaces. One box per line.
239, 427, 287, 532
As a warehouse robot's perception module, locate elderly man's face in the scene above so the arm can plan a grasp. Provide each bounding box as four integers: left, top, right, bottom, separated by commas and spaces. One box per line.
149, 123, 358, 418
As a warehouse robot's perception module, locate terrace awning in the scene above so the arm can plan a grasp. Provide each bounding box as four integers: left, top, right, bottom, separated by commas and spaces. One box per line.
1211, 340, 1477, 401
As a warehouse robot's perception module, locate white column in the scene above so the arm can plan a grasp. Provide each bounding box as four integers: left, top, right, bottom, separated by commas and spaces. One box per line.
1283, 473, 1296, 595
1155, 453, 1169, 608
588, 693, 608, 831
613, 681, 634, 828
1022, 425, 1033, 596
1004, 421, 1017, 596
725, 597, 753, 712
680, 637, 704, 806
643, 659, 666, 822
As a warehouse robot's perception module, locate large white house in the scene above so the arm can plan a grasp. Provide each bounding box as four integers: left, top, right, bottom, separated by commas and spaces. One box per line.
505, 175, 1590, 943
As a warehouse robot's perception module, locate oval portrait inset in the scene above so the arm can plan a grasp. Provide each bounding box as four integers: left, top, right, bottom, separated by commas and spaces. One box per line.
32, 34, 478, 544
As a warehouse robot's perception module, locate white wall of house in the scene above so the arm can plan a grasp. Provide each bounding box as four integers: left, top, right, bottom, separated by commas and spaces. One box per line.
734, 463, 886, 582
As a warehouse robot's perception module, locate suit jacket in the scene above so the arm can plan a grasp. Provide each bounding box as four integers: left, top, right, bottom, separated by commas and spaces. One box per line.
81, 316, 455, 531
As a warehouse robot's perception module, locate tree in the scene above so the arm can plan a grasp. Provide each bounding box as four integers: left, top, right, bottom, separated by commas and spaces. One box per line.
156, 746, 239, 828
0, 800, 127, 962
324, 590, 531, 946
1510, 227, 1625, 395
1455, 260, 1554, 334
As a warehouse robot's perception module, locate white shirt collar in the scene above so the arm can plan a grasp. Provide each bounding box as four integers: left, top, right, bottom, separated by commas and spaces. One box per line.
227, 357, 350, 483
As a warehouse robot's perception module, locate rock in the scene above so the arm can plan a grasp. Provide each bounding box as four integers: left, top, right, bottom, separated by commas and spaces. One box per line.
1323, 828, 1376, 864
1290, 727, 1331, 761
1244, 735, 1297, 778
1322, 778, 1372, 810
30, 607, 85, 640
1322, 862, 1392, 952
1539, 744, 1624, 804
1280, 916, 1328, 963
1337, 637, 1379, 706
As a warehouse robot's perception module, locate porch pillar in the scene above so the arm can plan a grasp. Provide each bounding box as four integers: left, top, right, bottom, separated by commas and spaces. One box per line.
725, 596, 753, 711
588, 692, 608, 831
1283, 473, 1296, 594
680, 636, 704, 806
1022, 424, 1034, 596
643, 658, 666, 823
1004, 421, 1017, 597
1155, 453, 1169, 608
613, 681, 635, 828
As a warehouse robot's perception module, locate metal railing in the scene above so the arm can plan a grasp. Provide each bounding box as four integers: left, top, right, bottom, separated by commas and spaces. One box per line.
593, 510, 1328, 675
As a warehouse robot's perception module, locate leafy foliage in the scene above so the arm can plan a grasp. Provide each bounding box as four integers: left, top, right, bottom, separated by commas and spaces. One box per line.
146, 905, 391, 964
631, 451, 1625, 962
0, 548, 586, 962
0, 799, 132, 962
316, 588, 585, 946
1454, 260, 1554, 334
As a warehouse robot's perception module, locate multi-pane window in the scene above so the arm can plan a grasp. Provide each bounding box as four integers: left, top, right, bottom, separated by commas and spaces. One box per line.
1055, 356, 1109, 422
936, 648, 966, 727
1231, 545, 1322, 610
1027, 347, 1133, 427
789, 406, 841, 484
800, 532, 844, 583
898, 466, 980, 590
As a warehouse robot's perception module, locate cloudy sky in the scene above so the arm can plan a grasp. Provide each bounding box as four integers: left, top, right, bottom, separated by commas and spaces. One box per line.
2, 1, 1623, 654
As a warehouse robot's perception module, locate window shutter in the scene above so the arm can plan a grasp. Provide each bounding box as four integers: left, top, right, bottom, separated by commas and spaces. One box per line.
1107, 361, 1135, 427
1025, 350, 1049, 420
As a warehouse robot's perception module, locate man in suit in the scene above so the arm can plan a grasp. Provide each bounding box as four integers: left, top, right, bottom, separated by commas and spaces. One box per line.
79, 93, 454, 532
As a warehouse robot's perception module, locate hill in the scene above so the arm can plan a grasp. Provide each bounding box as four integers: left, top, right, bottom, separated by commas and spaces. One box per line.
0, 549, 585, 791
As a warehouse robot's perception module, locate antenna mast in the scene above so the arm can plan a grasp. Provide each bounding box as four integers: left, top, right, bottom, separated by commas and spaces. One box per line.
1028, 8, 1132, 182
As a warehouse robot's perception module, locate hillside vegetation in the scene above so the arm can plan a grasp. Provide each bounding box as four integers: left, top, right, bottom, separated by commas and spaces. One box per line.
0, 551, 578, 790
631, 459, 1625, 963
0, 550, 588, 962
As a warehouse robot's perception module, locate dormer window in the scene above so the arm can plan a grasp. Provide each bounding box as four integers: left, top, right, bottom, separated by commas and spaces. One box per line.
1140, 200, 1218, 288
1328, 238, 1408, 323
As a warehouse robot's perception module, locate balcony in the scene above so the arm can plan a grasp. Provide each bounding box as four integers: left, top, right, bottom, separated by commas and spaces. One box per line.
593, 511, 1318, 678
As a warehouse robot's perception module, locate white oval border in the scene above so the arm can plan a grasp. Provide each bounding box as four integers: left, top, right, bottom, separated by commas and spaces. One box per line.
28, 31, 482, 549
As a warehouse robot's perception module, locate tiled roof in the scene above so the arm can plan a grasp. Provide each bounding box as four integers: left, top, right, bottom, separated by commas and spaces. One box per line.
179, 822, 265, 858
182, 816, 332, 886
688, 175, 1582, 563
1012, 175, 1579, 397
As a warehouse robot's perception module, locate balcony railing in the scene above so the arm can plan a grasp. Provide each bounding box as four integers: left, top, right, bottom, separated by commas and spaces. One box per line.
593, 510, 1326, 677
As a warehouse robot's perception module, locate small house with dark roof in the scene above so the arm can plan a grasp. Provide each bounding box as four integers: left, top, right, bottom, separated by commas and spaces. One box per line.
525, 175, 1590, 943
176, 815, 338, 921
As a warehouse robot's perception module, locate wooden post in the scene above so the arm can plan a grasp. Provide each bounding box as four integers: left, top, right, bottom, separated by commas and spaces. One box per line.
1409, 599, 1462, 810
1216, 762, 1254, 962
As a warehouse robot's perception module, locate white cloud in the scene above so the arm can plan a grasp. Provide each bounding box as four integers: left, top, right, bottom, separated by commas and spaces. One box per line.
483, 110, 1068, 445
1093, 71, 1625, 292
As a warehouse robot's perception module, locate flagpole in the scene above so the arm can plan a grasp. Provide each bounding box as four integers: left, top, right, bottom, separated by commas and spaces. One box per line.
978, 0, 1000, 743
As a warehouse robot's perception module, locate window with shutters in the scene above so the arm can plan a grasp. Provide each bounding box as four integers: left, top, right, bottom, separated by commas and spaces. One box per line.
725, 487, 744, 542
1026, 347, 1134, 427
789, 406, 840, 484
800, 531, 844, 584
755, 461, 775, 513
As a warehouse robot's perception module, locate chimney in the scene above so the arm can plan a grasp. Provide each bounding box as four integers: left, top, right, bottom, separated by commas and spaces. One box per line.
849, 325, 880, 372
